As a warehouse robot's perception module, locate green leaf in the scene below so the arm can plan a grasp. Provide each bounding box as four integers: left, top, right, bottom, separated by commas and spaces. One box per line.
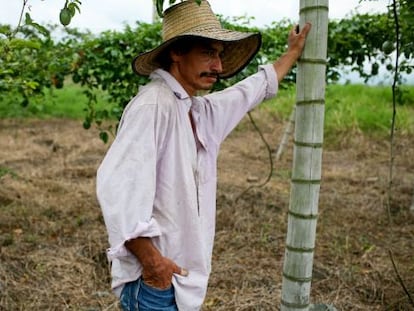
156, 0, 164, 17
25, 81, 40, 90
24, 12, 50, 36
83, 119, 91, 129
30, 22, 50, 37
69, 2, 81, 14
24, 13, 33, 24
99, 131, 109, 143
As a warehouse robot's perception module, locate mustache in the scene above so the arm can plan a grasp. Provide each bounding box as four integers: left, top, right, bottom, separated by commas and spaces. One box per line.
200, 72, 220, 79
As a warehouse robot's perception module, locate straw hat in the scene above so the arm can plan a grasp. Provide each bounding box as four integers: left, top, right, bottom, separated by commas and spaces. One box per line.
132, 0, 262, 78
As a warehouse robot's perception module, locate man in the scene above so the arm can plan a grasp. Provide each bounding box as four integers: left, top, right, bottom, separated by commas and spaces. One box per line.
96, 1, 311, 310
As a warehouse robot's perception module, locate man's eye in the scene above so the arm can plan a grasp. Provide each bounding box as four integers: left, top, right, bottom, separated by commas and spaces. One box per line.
203, 50, 215, 57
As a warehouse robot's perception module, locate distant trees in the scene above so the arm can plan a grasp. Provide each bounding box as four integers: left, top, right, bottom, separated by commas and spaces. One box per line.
329, 0, 413, 84
1, 1, 412, 135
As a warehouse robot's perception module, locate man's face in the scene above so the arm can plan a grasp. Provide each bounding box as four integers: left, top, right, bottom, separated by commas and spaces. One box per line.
169, 41, 224, 96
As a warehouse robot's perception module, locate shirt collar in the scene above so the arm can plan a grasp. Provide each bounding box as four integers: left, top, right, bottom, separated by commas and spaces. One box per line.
150, 69, 207, 150
150, 69, 190, 101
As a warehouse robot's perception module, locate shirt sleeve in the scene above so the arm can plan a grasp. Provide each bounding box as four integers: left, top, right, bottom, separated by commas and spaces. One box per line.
96, 99, 161, 260
201, 64, 278, 143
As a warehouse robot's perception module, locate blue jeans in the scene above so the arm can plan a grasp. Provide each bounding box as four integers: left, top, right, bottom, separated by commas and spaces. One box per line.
120, 277, 178, 311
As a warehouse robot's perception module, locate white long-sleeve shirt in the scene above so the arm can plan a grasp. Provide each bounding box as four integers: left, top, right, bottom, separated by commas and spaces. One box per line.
96, 64, 278, 310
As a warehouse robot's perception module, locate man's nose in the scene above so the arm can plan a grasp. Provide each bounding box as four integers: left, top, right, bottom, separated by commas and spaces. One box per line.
211, 56, 223, 73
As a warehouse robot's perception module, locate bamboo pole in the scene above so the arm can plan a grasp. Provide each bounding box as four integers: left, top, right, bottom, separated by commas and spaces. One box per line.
275, 107, 295, 161
280, 1, 329, 310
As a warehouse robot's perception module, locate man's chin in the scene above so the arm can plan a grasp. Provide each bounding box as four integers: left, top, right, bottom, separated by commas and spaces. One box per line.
200, 80, 216, 89
196, 84, 214, 95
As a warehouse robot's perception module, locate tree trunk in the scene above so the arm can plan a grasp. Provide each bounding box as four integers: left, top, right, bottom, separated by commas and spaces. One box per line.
280, 1, 329, 310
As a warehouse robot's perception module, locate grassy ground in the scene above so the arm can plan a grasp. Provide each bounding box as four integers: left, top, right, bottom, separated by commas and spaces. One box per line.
0, 83, 413, 310
0, 116, 413, 310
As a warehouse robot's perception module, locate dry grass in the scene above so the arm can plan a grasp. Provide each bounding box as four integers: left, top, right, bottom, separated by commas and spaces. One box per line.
0, 115, 413, 310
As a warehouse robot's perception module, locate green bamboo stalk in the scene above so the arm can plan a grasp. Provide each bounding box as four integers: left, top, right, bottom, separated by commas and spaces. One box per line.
280, 1, 329, 310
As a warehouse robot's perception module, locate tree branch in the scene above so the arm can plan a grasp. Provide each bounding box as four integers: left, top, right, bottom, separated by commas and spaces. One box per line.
388, 250, 414, 307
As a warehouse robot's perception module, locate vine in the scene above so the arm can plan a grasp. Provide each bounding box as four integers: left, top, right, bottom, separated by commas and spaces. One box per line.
385, 2, 413, 306
12, 0, 29, 37
235, 112, 274, 203
387, 0, 400, 221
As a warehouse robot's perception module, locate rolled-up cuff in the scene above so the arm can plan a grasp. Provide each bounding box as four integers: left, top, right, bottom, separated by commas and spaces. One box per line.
107, 218, 161, 260
259, 64, 279, 100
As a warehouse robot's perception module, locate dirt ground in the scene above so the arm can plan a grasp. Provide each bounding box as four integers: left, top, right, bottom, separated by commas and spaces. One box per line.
0, 113, 413, 311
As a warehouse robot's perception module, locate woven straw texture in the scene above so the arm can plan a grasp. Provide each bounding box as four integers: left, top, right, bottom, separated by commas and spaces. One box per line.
132, 0, 261, 78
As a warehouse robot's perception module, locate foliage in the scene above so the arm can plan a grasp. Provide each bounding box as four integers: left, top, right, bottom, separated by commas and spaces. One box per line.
70, 22, 162, 140
327, 13, 394, 82
0, 21, 80, 110
1, 1, 413, 142
328, 0, 413, 84
397, 0, 414, 73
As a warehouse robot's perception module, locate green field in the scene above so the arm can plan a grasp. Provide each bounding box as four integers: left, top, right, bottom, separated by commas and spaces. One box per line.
0, 83, 113, 120
1, 83, 413, 140
264, 83, 414, 140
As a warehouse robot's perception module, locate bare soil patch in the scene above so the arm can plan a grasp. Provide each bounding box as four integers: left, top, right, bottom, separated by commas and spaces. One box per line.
0, 115, 413, 310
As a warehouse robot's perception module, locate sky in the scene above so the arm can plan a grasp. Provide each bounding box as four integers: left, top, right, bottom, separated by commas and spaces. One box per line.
1, 0, 391, 34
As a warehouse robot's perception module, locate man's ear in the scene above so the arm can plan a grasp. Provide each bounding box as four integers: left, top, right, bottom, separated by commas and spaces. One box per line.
170, 50, 180, 63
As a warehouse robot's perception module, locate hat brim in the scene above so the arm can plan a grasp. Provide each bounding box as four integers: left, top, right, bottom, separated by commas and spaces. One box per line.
132, 30, 262, 79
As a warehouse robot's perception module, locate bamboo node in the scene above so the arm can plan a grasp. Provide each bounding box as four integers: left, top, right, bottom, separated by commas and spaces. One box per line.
288, 210, 319, 220
299, 5, 329, 14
